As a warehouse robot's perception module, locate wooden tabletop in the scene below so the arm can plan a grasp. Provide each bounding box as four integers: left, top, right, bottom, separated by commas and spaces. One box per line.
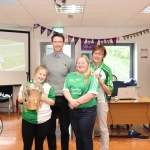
109, 96, 150, 103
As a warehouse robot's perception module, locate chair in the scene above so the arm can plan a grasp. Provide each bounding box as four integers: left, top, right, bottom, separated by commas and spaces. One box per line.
112, 74, 118, 82
0, 86, 14, 116
111, 81, 126, 97
110, 81, 129, 129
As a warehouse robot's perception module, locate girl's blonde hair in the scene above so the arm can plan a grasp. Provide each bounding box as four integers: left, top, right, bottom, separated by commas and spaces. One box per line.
76, 55, 91, 85
33, 65, 49, 80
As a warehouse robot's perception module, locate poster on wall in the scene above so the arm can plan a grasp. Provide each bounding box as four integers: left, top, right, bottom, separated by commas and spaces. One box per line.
81, 41, 96, 61
141, 49, 148, 58
81, 42, 95, 51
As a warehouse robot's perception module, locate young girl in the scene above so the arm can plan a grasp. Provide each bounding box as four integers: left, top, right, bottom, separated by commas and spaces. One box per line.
18, 65, 55, 150
63, 55, 99, 150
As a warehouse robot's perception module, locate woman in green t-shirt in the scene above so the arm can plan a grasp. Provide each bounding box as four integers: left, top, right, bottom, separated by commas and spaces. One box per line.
63, 55, 99, 150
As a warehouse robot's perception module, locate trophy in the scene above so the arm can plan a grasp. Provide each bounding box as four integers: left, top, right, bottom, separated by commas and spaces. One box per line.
22, 83, 44, 112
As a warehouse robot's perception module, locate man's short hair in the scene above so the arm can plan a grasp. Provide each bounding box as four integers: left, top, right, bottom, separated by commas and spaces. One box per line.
51, 33, 65, 42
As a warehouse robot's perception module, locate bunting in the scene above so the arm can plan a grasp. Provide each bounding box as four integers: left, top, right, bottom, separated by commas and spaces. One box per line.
106, 39, 110, 46
41, 26, 46, 35
81, 38, 86, 45
33, 24, 150, 45
112, 38, 117, 45
122, 29, 149, 40
87, 39, 92, 46
74, 37, 79, 45
68, 36, 73, 43
100, 39, 104, 45
33, 24, 40, 29
93, 39, 98, 45
139, 31, 142, 35
146, 29, 149, 33
47, 29, 52, 37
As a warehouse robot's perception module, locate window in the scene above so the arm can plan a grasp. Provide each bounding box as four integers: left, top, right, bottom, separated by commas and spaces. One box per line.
104, 43, 135, 81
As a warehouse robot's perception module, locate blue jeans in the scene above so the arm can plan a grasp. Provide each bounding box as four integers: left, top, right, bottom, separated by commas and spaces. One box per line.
69, 105, 97, 150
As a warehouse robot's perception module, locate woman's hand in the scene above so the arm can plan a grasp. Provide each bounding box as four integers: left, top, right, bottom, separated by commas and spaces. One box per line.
91, 72, 104, 85
91, 72, 100, 79
70, 99, 79, 108
41, 93, 47, 102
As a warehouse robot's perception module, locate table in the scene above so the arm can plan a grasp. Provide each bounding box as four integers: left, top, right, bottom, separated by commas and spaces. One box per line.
96, 97, 150, 126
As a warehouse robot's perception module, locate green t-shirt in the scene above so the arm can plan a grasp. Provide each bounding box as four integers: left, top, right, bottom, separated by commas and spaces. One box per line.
18, 80, 55, 124
63, 72, 99, 108
90, 61, 113, 102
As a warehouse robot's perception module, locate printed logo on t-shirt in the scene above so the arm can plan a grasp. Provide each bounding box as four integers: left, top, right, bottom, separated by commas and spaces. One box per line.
70, 87, 82, 95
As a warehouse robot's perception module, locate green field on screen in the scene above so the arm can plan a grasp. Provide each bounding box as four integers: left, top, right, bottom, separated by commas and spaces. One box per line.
0, 39, 26, 71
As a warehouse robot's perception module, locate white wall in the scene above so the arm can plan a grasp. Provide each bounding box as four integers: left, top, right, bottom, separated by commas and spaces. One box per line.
31, 27, 150, 97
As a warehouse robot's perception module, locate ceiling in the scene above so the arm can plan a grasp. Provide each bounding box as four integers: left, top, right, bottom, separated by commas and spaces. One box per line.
0, 0, 150, 29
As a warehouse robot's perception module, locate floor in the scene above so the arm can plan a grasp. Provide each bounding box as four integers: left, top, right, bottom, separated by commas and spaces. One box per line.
0, 112, 150, 150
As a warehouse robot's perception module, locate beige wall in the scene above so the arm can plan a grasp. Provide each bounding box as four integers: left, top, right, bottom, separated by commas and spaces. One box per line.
31, 27, 150, 97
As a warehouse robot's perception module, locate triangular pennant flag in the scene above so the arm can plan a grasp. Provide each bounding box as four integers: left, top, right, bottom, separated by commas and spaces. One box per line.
68, 35, 73, 44
93, 39, 98, 45
136, 32, 139, 36
106, 39, 110, 45
47, 29, 52, 37
133, 33, 136, 37
146, 29, 149, 33
41, 26, 46, 35
112, 37, 117, 45
74, 37, 79, 45
33, 24, 40, 29
81, 38, 86, 45
100, 39, 104, 45
130, 34, 132, 38
139, 31, 142, 35
126, 35, 129, 39
117, 37, 120, 41
123, 36, 126, 40
53, 31, 59, 34
87, 39, 92, 46
143, 30, 146, 34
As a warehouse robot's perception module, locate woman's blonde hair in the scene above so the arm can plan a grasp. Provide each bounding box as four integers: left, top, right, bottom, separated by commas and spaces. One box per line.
76, 55, 91, 85
33, 65, 49, 80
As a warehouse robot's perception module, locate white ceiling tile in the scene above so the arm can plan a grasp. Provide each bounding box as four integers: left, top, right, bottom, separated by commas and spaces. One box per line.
65, 0, 86, 5
84, 6, 114, 13
111, 6, 145, 13
0, 19, 17, 25
25, 6, 56, 13
131, 14, 150, 20
18, 0, 54, 6
35, 19, 59, 24
4, 13, 33, 19
0, 6, 28, 13
58, 13, 83, 19
0, 0, 19, 6
31, 14, 57, 20
83, 14, 109, 19
0, 14, 9, 19
86, 0, 118, 6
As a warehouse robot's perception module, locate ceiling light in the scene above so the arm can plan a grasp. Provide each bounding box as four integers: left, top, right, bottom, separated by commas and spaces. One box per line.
55, 5, 84, 13
141, 6, 150, 13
